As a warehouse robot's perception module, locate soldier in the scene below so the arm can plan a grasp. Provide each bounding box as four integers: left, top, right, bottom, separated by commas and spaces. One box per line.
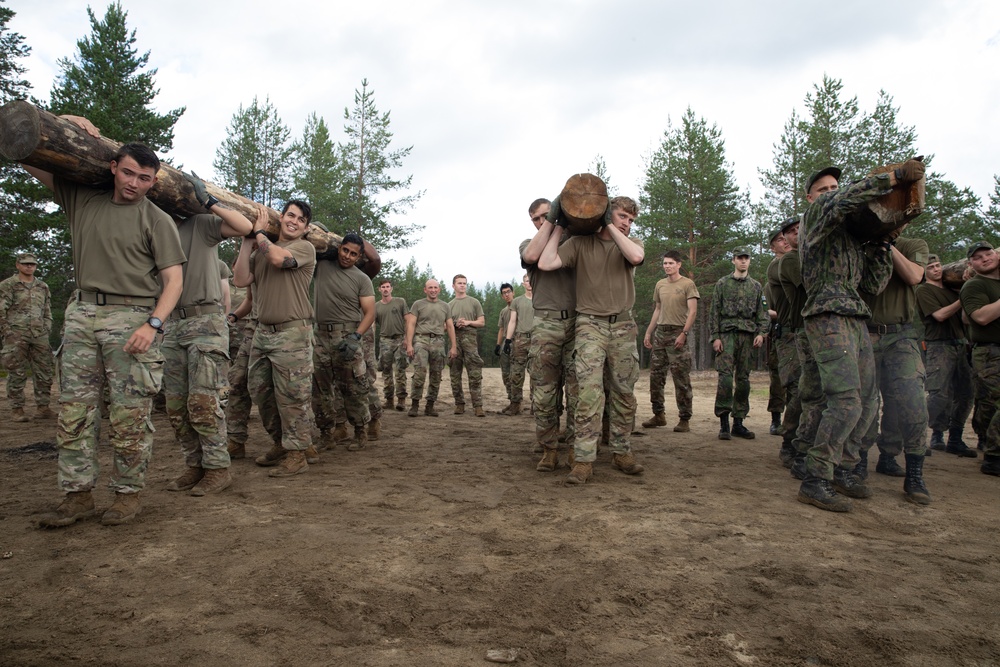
448, 274, 486, 417
502, 274, 534, 416
495, 283, 515, 405
538, 195, 645, 485
795, 163, 918, 512
765, 229, 791, 435
25, 117, 185, 527
404, 279, 458, 416
959, 241, 1000, 476
776, 217, 808, 469
642, 250, 698, 433
0, 252, 54, 422
234, 200, 317, 477
225, 282, 256, 458
519, 197, 578, 471
709, 247, 767, 440
376, 278, 409, 411
312, 233, 376, 452
917, 254, 975, 456
161, 174, 254, 497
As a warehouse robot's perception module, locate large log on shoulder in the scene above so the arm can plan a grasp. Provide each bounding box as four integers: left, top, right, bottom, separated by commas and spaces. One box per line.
941, 259, 971, 291
559, 173, 608, 236
845, 157, 925, 240
0, 100, 346, 260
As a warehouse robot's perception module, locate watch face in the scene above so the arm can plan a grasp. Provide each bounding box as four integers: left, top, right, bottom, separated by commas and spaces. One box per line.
149, 317, 163, 329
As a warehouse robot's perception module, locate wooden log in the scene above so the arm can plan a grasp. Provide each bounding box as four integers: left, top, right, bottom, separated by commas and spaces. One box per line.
0, 100, 346, 260
559, 173, 608, 236
845, 157, 925, 240
941, 259, 970, 291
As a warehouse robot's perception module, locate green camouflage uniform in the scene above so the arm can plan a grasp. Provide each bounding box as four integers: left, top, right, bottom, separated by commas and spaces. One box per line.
961, 273, 1000, 459
226, 284, 256, 448
799, 174, 894, 480
763, 276, 784, 414
0, 273, 53, 410
709, 273, 768, 419
449, 296, 485, 409
314, 325, 370, 427
773, 252, 802, 442
916, 282, 972, 435
376, 297, 409, 401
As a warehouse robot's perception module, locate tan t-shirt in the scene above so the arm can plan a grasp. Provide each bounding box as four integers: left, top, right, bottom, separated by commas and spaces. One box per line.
498, 306, 511, 336
520, 237, 576, 312
376, 298, 408, 337
449, 296, 484, 323
511, 295, 534, 333
172, 214, 224, 308
654, 275, 699, 326
314, 260, 374, 324
410, 299, 451, 335
557, 235, 644, 316
251, 239, 316, 324
53, 177, 185, 297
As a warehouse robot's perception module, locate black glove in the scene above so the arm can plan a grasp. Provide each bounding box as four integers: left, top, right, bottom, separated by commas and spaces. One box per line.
184, 171, 219, 210
600, 205, 613, 228
894, 158, 925, 184
546, 195, 568, 227
338, 332, 362, 359
502, 338, 512, 355
494, 344, 502, 356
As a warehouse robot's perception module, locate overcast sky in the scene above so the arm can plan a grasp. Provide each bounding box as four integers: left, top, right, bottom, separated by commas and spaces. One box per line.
10, 0, 1000, 288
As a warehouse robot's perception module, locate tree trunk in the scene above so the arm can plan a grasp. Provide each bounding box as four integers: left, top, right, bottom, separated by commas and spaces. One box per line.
559, 173, 608, 235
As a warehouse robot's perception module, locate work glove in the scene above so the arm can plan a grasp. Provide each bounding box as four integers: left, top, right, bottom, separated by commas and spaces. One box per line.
183, 171, 220, 210
502, 338, 512, 355
494, 344, 502, 356
546, 195, 566, 227
894, 158, 925, 184
337, 332, 363, 359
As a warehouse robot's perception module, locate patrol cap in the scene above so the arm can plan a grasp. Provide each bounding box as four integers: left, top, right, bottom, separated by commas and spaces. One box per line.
309, 220, 329, 233
16, 253, 37, 264
780, 215, 800, 233
926, 254, 940, 265
732, 246, 752, 258
805, 166, 842, 194
967, 241, 994, 259
768, 227, 784, 244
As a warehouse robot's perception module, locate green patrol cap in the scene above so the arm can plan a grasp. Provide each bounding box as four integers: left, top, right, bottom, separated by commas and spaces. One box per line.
769, 227, 783, 243
927, 254, 940, 265
780, 215, 800, 233
805, 166, 841, 194
16, 253, 37, 264
732, 246, 752, 258
967, 240, 994, 259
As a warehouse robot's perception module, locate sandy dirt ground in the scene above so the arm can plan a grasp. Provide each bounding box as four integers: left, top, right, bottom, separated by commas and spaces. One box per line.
1, 368, 999, 667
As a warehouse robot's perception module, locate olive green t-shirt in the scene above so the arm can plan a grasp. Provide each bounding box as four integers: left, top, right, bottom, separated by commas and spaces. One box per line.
449, 296, 484, 324
511, 294, 534, 333
410, 299, 451, 335
520, 237, 576, 312
961, 274, 1000, 344
314, 260, 374, 324
654, 275, 699, 326
862, 237, 928, 325
218, 259, 231, 281
53, 177, 185, 297
778, 250, 807, 329
916, 283, 965, 341
557, 235, 644, 316
376, 297, 408, 337
251, 238, 316, 324
498, 306, 511, 336
766, 256, 792, 326
172, 214, 225, 308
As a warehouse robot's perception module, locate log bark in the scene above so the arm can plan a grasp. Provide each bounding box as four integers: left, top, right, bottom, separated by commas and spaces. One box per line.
559, 173, 608, 236
845, 158, 925, 241
941, 259, 970, 291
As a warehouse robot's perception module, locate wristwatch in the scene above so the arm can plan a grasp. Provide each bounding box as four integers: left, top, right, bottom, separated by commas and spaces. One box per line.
147, 316, 164, 333
254, 230, 268, 238
227, 312, 238, 323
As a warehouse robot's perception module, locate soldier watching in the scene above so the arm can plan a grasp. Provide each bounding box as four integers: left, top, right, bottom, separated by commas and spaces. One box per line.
448, 274, 486, 417
0, 252, 54, 422
376, 279, 409, 411
404, 279, 458, 417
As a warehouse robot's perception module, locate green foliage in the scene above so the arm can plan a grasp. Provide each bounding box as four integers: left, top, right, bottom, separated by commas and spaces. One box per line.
48, 2, 184, 152
984, 174, 1000, 230
213, 96, 292, 207
588, 154, 618, 196
291, 113, 345, 226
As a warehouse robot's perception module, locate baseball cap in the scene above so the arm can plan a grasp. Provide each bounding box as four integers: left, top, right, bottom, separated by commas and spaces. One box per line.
967, 241, 994, 259
805, 166, 842, 194
926, 254, 940, 265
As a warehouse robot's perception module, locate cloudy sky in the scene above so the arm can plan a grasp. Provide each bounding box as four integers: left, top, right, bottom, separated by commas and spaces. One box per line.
10, 0, 1000, 288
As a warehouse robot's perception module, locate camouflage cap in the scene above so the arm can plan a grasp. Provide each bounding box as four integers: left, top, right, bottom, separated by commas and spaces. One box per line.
967, 240, 994, 259
16, 253, 38, 264
780, 215, 800, 233
768, 227, 784, 243
805, 166, 842, 194
926, 254, 940, 265
732, 246, 752, 258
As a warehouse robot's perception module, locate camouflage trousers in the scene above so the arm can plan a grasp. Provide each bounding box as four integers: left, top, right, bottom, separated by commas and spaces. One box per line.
792, 329, 823, 456
364, 328, 382, 421
802, 314, 877, 481
410, 333, 448, 402
529, 316, 577, 449
378, 335, 409, 400
162, 313, 231, 470
313, 326, 370, 428
500, 350, 512, 401
573, 315, 638, 463
713, 331, 755, 419
766, 333, 784, 413
775, 333, 802, 442
248, 324, 314, 451
925, 340, 973, 434
449, 329, 484, 408
509, 332, 533, 404
648, 324, 693, 420
226, 320, 256, 446
861, 327, 928, 457
56, 301, 163, 494
2, 327, 54, 409
971, 345, 1000, 457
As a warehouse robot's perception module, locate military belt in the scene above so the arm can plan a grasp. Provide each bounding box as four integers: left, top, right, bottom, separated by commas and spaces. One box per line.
416, 332, 443, 338
316, 321, 360, 332
925, 339, 966, 346
867, 323, 910, 335
259, 319, 311, 333
380, 334, 403, 339
535, 309, 576, 321
581, 309, 632, 324
77, 290, 156, 308
171, 304, 223, 319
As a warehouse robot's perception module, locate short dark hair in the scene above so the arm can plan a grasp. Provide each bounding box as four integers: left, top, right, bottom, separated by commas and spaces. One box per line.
342, 232, 364, 249
528, 198, 550, 215
663, 250, 683, 263
453, 274, 467, 284
379, 278, 392, 286
113, 143, 160, 172
282, 199, 312, 222
500, 282, 513, 292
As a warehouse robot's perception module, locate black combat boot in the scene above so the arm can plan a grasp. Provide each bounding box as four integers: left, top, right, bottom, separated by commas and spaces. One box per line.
778, 440, 796, 468
833, 466, 872, 499
732, 418, 755, 439
769, 411, 782, 435
852, 448, 869, 481
929, 430, 946, 451
790, 454, 807, 480
718, 414, 731, 441
946, 426, 977, 458
875, 452, 905, 477
797, 477, 852, 512
981, 454, 1000, 476
903, 453, 931, 505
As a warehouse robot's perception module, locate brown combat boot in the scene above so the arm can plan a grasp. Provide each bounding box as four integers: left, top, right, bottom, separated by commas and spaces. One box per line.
408, 399, 420, 417
190, 468, 232, 496
566, 448, 576, 468
316, 430, 334, 452
612, 452, 645, 475
305, 445, 320, 464
101, 492, 141, 526
565, 461, 593, 485
474, 405, 485, 418
255, 443, 287, 467
503, 401, 521, 416
673, 419, 690, 433
454, 403, 465, 415
11, 407, 29, 422
333, 422, 350, 443
348, 423, 368, 451
166, 466, 204, 492
35, 405, 56, 420
536, 448, 558, 472
383, 396, 394, 410
38, 491, 96, 528
396, 396, 406, 411
425, 401, 439, 417
642, 412, 667, 428
227, 439, 246, 459
269, 449, 308, 477
368, 418, 381, 441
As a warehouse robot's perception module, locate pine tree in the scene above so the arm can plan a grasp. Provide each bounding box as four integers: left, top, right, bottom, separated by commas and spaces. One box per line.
587, 154, 618, 196
853, 90, 919, 168
757, 109, 809, 222
801, 75, 862, 180
213, 96, 292, 207
48, 2, 184, 152
291, 112, 345, 225
983, 174, 1000, 229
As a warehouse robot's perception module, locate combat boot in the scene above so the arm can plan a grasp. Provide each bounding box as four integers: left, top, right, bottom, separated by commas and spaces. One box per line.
875, 452, 905, 477
166, 466, 204, 492
612, 451, 644, 475
565, 461, 593, 485
368, 418, 381, 440
946, 427, 977, 458
769, 411, 782, 435
565, 448, 576, 468
305, 445, 320, 464
255, 443, 287, 467
424, 401, 439, 417
981, 454, 1000, 476
190, 468, 232, 496
333, 422, 350, 443
833, 467, 872, 499
101, 492, 142, 526
797, 478, 852, 512
35, 405, 56, 420
505, 401, 522, 416
642, 412, 667, 428
269, 449, 308, 477
536, 448, 558, 472
852, 449, 869, 480
673, 419, 690, 433
732, 418, 755, 439
383, 396, 394, 410
778, 441, 796, 468
316, 430, 335, 452
790, 454, 807, 480
227, 439, 246, 459
348, 423, 368, 451
408, 399, 420, 417
929, 430, 946, 451
396, 396, 406, 411
718, 415, 731, 441
38, 491, 96, 528
903, 453, 931, 505
11, 407, 29, 422
474, 406, 485, 418
454, 403, 465, 415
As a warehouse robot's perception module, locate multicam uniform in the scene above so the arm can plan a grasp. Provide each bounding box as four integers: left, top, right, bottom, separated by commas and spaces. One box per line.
448, 296, 485, 410
508, 293, 534, 405
376, 297, 408, 403
227, 282, 256, 449
916, 280, 972, 441
498, 306, 512, 401
709, 273, 768, 420
408, 299, 451, 403
0, 271, 53, 412
648, 275, 698, 422
960, 273, 1000, 463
